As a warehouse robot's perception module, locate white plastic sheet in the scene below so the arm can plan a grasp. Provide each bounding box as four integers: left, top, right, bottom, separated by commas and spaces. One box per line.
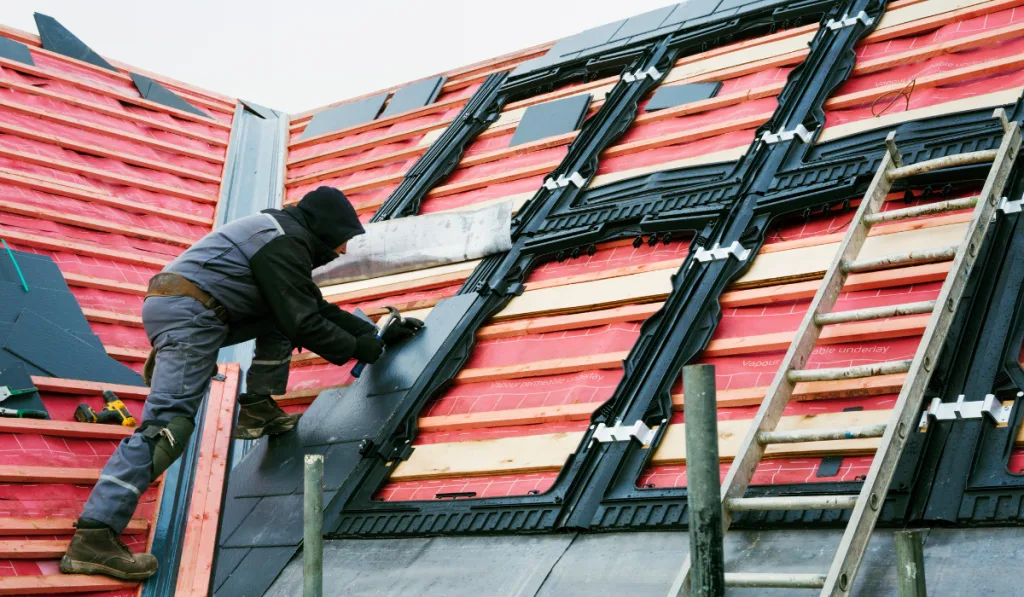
313, 201, 513, 285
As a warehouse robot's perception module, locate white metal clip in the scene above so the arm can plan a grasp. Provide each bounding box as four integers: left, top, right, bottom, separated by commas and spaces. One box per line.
694, 240, 751, 263
621, 66, 662, 83
593, 420, 656, 445
543, 172, 586, 190
918, 393, 1018, 431
826, 11, 874, 30
761, 123, 815, 144
999, 196, 1022, 214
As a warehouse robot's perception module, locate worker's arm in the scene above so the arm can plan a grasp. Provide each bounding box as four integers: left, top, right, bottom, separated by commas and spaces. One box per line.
250, 236, 377, 366
317, 300, 376, 338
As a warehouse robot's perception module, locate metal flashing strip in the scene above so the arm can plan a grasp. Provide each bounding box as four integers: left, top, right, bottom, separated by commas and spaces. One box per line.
918, 394, 1018, 431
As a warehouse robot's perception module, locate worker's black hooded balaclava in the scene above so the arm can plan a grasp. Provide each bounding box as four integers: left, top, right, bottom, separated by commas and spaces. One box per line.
284, 186, 365, 267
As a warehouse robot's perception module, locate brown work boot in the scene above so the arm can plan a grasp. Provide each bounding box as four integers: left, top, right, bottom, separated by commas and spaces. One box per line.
234, 394, 300, 440
60, 523, 158, 580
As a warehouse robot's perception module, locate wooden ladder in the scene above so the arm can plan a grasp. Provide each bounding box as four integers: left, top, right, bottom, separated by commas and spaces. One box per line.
668, 109, 1021, 596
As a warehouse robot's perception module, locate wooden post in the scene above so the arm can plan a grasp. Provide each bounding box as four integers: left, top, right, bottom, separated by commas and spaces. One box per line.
684, 364, 725, 597
304, 454, 324, 597
894, 530, 927, 597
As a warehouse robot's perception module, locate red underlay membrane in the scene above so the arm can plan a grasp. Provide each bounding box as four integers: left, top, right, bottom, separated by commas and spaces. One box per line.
0, 483, 158, 520
88, 323, 149, 350
621, 95, 778, 146
423, 368, 624, 419
527, 239, 689, 282
336, 282, 463, 313
0, 182, 210, 241
856, 5, 1024, 61
466, 322, 641, 369
6, 246, 159, 286
826, 67, 1024, 128
4, 214, 184, 259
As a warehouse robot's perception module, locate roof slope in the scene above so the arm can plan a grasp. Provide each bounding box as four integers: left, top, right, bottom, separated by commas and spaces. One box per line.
0, 23, 234, 596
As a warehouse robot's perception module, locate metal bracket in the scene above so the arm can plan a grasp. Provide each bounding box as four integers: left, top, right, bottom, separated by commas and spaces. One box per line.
543, 172, 586, 190
825, 10, 874, 30
593, 420, 656, 445
621, 66, 662, 83
761, 123, 815, 144
918, 393, 1019, 431
998, 196, 1022, 214
694, 240, 752, 263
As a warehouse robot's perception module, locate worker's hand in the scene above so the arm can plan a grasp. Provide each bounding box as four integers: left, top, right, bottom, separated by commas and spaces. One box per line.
381, 317, 425, 346
353, 334, 385, 364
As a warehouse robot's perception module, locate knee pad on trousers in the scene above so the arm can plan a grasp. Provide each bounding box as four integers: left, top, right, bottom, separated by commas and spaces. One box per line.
138, 417, 195, 478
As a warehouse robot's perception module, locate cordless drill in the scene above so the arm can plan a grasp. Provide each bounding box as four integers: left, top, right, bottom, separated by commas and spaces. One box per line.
74, 390, 136, 426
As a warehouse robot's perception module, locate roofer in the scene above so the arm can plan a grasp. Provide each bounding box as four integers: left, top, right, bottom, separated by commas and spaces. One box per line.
59, 187, 424, 581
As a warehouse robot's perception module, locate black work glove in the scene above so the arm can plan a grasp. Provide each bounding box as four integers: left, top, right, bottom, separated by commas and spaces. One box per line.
353, 334, 385, 364
381, 317, 425, 346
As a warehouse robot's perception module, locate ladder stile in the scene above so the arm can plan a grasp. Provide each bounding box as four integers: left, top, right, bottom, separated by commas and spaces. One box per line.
822, 119, 1021, 595
666, 132, 901, 597
666, 117, 1021, 597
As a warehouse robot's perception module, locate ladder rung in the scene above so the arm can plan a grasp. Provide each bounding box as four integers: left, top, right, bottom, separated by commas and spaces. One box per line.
787, 360, 911, 383
724, 572, 827, 588
864, 196, 979, 224
842, 245, 958, 274
814, 300, 935, 325
888, 149, 997, 180
726, 494, 859, 511
759, 423, 887, 445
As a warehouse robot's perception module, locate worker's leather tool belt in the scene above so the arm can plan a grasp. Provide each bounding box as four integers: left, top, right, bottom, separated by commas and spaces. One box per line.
146, 273, 230, 324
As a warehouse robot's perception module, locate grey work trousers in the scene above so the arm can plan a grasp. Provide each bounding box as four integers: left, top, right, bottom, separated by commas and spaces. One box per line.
81, 296, 293, 532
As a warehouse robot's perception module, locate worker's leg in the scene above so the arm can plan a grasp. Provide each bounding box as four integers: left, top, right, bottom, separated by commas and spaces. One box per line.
234, 326, 300, 439
63, 296, 227, 580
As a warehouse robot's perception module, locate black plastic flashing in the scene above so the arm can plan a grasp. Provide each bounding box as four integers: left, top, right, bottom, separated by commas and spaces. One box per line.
33, 13, 115, 71
504, 0, 835, 99
371, 73, 508, 221
0, 36, 34, 66
320, 0, 915, 539
322, 38, 683, 538
130, 73, 211, 118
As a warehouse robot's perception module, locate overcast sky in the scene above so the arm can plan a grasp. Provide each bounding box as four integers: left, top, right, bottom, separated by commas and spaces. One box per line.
0, 0, 675, 114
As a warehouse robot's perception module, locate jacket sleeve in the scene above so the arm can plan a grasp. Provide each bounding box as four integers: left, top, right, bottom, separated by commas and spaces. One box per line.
250, 236, 369, 366
318, 301, 376, 338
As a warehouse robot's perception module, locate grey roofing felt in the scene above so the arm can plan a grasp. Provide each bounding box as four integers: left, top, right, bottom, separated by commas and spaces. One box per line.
264, 527, 1023, 596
